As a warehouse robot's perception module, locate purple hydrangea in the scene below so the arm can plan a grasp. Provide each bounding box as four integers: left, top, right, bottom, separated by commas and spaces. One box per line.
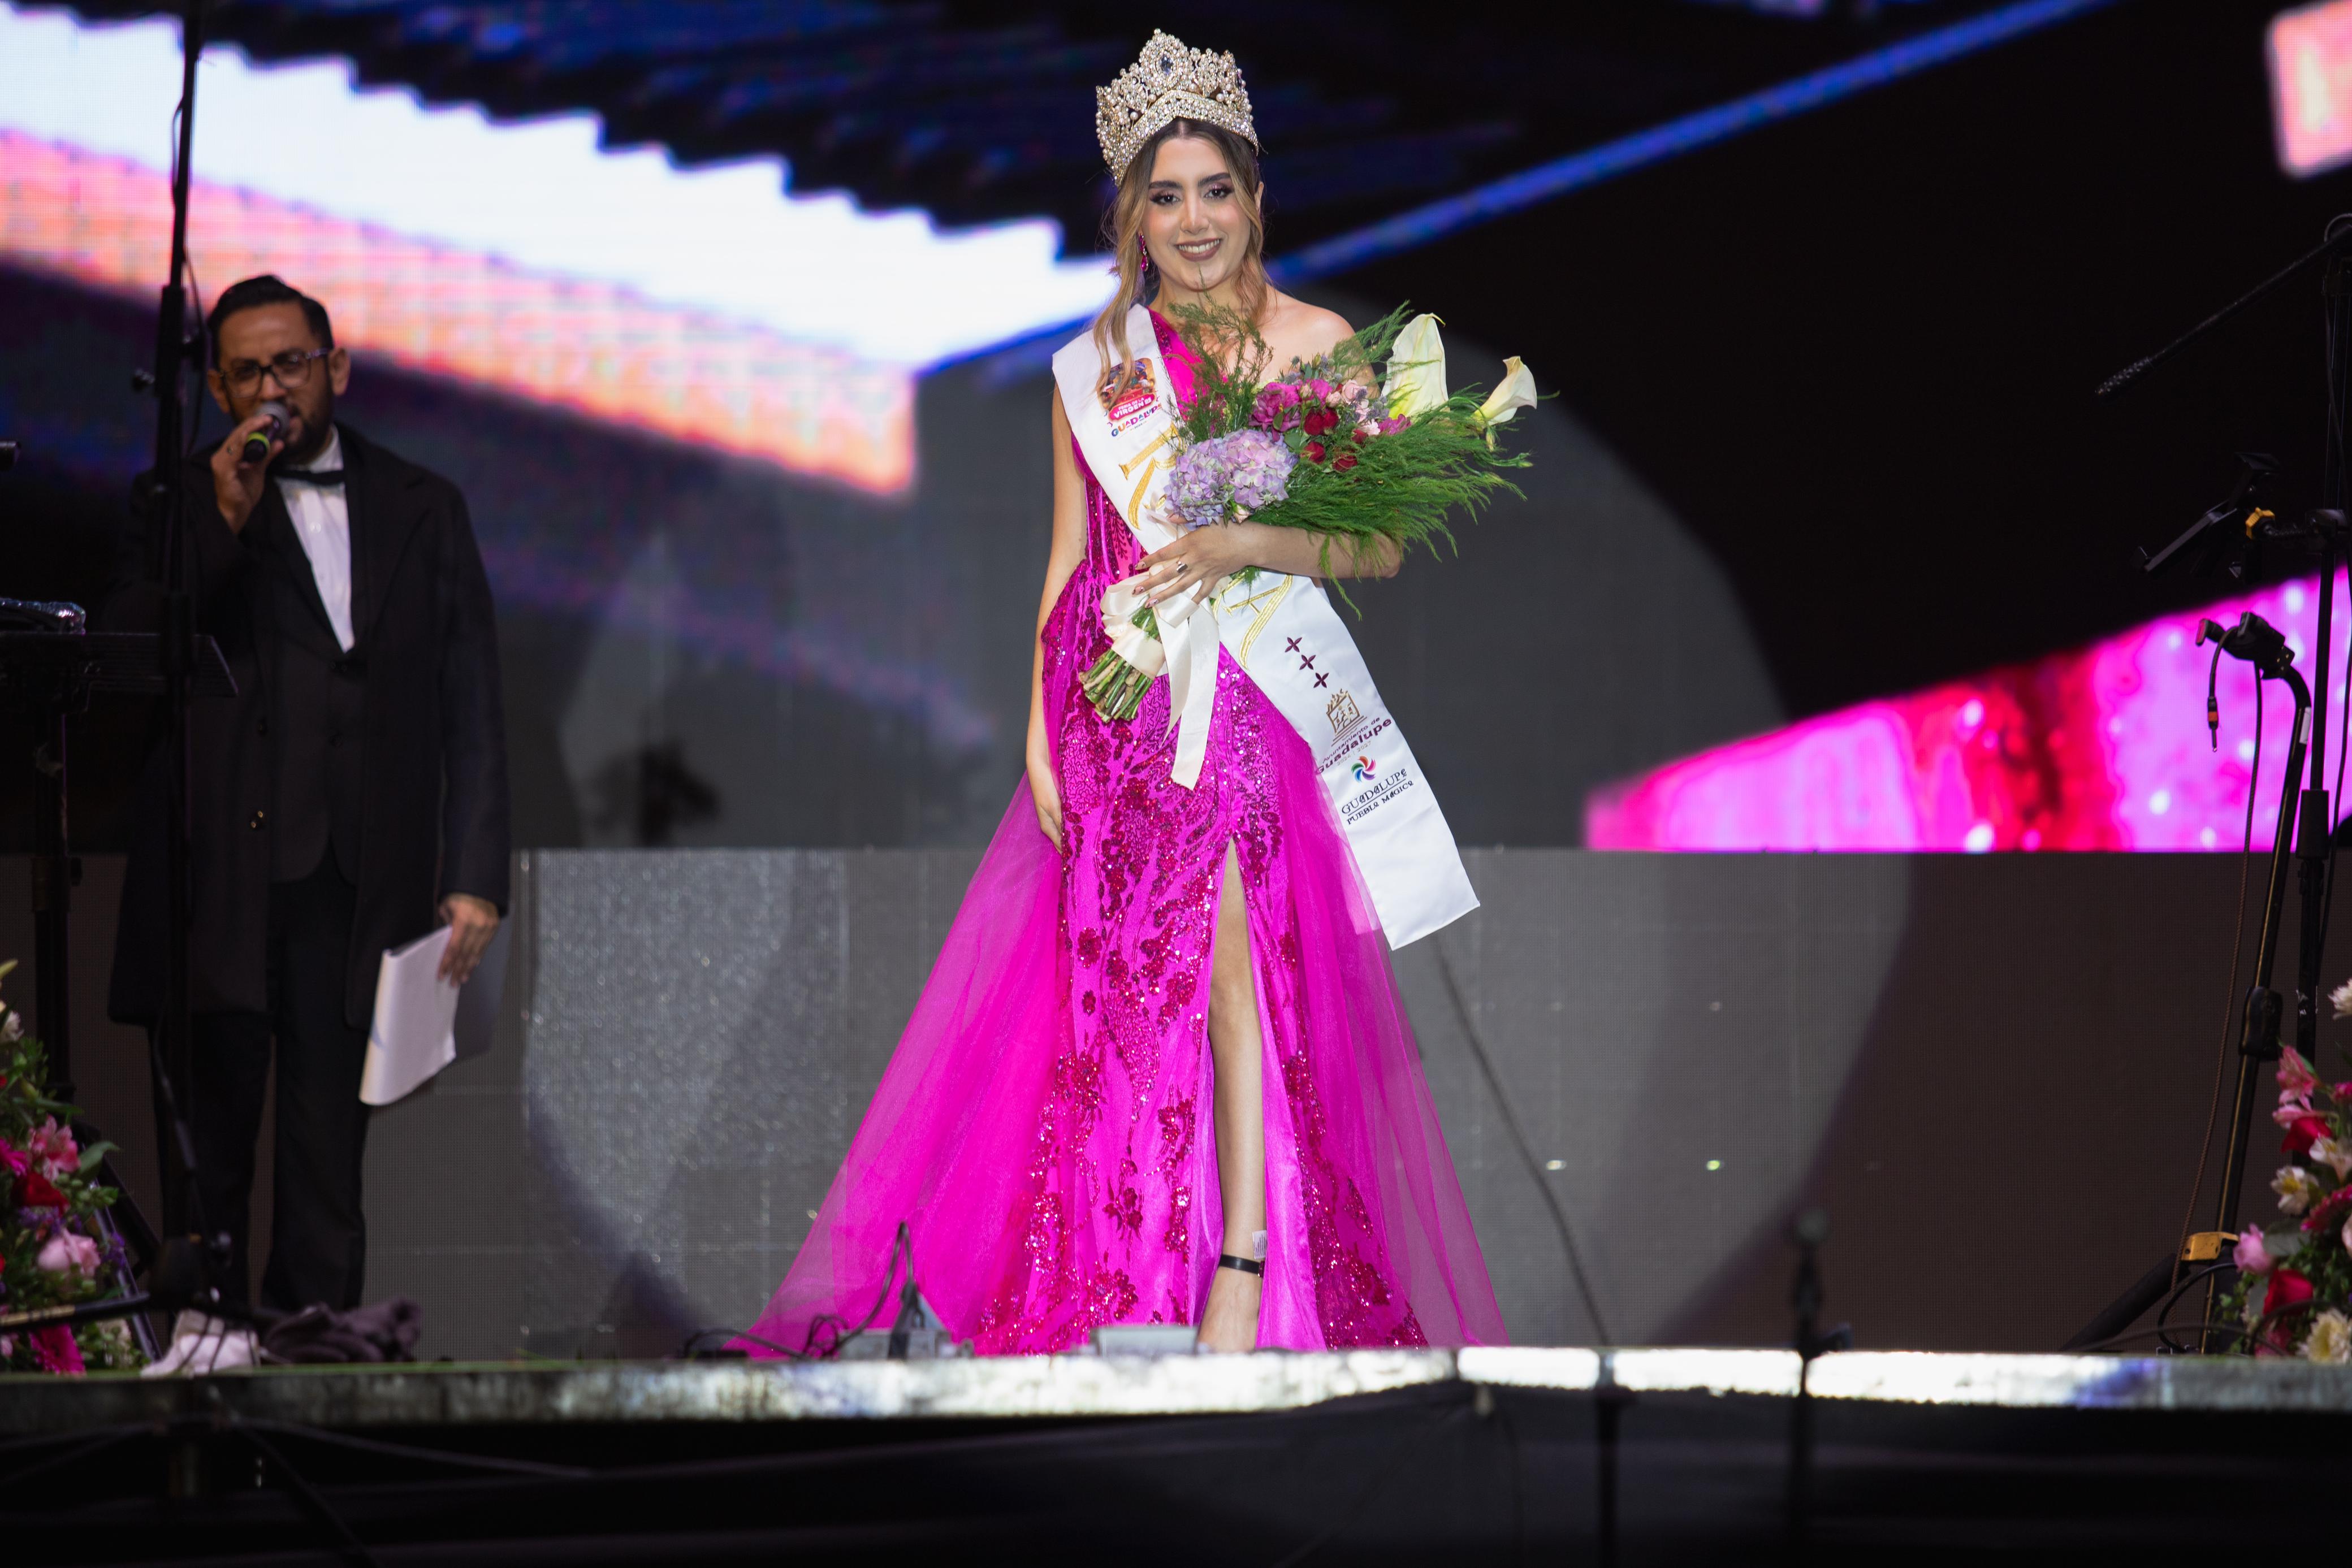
1165, 428, 1295, 527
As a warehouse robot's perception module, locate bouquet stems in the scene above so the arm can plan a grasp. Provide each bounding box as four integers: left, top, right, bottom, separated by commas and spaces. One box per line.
1082, 603, 1160, 722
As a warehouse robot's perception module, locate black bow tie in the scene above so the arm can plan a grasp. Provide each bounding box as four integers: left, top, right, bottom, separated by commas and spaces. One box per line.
277, 468, 344, 487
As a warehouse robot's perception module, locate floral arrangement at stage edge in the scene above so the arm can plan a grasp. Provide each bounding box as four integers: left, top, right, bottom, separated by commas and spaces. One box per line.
1082, 306, 1536, 721
0, 961, 142, 1373
2215, 977, 2352, 1361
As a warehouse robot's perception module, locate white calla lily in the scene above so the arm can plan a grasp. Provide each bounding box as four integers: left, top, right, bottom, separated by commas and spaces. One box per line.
1475, 357, 1537, 443
1382, 313, 1449, 421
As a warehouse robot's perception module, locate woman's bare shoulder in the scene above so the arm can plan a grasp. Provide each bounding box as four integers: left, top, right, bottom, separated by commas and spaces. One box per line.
1261, 292, 1354, 370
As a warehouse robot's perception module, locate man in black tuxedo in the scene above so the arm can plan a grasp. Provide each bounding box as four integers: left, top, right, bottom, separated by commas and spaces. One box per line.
106, 275, 508, 1358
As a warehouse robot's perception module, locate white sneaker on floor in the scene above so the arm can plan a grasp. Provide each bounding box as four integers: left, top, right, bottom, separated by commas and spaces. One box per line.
140, 1310, 259, 1376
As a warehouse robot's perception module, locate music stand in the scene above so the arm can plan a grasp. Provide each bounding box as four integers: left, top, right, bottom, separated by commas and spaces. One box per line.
0, 625, 234, 1357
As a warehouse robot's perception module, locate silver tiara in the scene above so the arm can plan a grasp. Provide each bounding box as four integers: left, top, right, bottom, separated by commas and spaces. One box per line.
1095, 29, 1257, 179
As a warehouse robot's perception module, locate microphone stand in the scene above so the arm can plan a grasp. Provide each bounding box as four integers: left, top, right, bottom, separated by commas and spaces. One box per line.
2199, 618, 2310, 1349
2067, 223, 2352, 1351
134, 0, 233, 1340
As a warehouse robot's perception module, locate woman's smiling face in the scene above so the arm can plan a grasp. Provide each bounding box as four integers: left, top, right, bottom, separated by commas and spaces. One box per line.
1142, 133, 1255, 296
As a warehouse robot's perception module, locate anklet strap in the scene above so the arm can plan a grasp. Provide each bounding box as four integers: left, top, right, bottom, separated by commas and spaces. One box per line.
1216, 1254, 1264, 1276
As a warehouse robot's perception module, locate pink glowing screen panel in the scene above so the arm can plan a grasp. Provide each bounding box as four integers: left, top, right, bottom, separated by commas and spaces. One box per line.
2270, 0, 2352, 178
1586, 574, 2352, 852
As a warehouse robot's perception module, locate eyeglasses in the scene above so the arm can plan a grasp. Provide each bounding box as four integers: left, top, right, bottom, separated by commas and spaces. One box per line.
220, 347, 331, 394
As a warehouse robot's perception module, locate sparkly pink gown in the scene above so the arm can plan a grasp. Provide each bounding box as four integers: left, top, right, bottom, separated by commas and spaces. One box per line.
740, 315, 1503, 1355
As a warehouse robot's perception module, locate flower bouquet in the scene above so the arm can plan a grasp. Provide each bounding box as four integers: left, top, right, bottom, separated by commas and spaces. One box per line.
1080, 305, 1536, 722
0, 962, 143, 1374
2215, 982, 2352, 1360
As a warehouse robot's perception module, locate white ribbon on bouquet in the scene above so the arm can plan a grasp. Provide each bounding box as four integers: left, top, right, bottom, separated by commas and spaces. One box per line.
1052, 307, 1477, 950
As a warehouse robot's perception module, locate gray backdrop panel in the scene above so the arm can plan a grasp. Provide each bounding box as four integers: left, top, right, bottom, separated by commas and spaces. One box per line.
25, 848, 2316, 1358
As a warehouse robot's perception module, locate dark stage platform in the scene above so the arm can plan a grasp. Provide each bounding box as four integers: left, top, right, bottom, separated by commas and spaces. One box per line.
4, 1348, 2346, 1563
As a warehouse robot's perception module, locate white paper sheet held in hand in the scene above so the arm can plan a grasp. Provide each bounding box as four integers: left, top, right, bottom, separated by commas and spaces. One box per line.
360, 927, 462, 1106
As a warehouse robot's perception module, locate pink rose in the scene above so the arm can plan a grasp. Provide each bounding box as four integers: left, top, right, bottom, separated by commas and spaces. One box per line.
0, 1140, 24, 1178
2281, 1047, 2319, 1098
36, 1230, 98, 1281
29, 1324, 83, 1376
2237, 1227, 2275, 1274
27, 1117, 76, 1180
1250, 383, 1303, 432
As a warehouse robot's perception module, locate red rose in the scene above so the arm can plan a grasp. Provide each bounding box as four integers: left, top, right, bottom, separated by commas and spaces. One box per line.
2265, 1267, 2315, 1311
2306, 1183, 2352, 1233
1351, 427, 1369, 444
15, 1167, 64, 1208
2284, 1114, 2332, 1157
1304, 441, 1326, 464
2260, 1267, 2317, 1353
1333, 453, 1358, 472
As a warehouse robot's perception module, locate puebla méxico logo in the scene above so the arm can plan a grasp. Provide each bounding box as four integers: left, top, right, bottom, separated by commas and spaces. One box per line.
1351, 755, 1376, 782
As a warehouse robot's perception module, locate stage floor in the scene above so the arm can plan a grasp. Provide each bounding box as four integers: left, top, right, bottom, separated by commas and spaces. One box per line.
5, 1349, 2347, 1564
10, 1344, 2352, 1429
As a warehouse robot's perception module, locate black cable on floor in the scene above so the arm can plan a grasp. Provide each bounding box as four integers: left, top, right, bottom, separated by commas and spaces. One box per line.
241, 1419, 595, 1480
1434, 933, 1614, 1344
234, 1419, 382, 1568
0, 1427, 145, 1496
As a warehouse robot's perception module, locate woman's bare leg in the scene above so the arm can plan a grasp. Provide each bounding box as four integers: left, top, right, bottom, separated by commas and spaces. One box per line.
1198, 840, 1266, 1352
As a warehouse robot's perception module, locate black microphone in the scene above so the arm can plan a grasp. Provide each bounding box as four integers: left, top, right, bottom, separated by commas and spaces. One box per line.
240, 400, 289, 465
2198, 612, 2295, 677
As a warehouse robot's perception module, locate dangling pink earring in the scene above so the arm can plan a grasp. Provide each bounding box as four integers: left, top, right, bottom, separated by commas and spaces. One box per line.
1137, 236, 1153, 276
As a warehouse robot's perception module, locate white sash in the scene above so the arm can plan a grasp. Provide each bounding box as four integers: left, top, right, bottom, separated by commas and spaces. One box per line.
1050, 307, 1477, 950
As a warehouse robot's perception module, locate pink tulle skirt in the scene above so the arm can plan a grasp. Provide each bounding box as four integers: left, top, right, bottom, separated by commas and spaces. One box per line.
737, 673, 1504, 1355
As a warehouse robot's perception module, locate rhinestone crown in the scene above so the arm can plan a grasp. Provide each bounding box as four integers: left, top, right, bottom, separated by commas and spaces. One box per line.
1095, 29, 1257, 179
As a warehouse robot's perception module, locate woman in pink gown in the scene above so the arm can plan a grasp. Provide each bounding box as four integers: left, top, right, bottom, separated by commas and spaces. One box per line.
739, 32, 1503, 1357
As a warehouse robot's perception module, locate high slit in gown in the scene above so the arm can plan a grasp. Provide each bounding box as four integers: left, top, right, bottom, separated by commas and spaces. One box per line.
739, 313, 1503, 1354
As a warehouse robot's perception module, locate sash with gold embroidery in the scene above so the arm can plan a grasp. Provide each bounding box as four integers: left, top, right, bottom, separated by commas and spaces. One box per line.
1051, 307, 1476, 949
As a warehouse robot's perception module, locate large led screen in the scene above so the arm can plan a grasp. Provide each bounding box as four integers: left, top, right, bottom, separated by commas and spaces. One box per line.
1589, 573, 2352, 852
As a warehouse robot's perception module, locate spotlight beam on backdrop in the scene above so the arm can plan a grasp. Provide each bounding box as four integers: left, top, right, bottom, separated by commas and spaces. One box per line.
967, 0, 2128, 382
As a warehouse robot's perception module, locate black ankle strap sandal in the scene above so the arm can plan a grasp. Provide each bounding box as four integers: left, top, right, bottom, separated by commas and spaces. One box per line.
1216, 1254, 1264, 1276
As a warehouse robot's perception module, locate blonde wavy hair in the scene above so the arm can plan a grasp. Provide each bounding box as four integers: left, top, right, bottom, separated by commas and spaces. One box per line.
1091, 119, 1268, 398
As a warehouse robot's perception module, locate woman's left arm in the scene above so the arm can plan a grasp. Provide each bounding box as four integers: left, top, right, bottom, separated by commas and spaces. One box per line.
1132, 521, 1399, 609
